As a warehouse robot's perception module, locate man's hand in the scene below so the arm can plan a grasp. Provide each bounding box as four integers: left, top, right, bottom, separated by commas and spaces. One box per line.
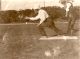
25, 17, 30, 19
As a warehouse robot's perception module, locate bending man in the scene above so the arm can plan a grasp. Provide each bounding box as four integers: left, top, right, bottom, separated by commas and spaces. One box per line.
25, 8, 63, 37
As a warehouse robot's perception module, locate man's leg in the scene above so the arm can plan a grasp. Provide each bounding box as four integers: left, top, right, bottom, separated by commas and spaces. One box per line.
38, 25, 47, 36
47, 18, 63, 35
67, 12, 76, 35
67, 18, 76, 35
49, 22, 63, 35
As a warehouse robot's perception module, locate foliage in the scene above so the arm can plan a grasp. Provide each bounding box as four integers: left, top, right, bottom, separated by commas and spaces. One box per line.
0, 6, 80, 23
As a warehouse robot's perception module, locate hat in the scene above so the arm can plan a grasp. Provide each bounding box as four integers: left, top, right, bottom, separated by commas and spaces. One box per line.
60, 0, 67, 4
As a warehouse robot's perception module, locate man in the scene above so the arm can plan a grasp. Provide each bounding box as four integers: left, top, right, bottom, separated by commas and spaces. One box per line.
25, 8, 63, 37
60, 0, 75, 35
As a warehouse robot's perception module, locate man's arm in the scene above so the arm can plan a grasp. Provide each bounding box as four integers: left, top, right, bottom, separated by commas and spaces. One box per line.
37, 17, 46, 26
25, 12, 40, 21
29, 16, 40, 20
25, 16, 40, 21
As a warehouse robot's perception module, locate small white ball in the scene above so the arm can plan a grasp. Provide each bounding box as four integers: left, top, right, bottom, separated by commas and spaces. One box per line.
44, 50, 51, 56
26, 22, 28, 24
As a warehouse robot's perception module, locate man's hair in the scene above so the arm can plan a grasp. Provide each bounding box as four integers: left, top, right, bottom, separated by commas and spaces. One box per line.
60, 1, 66, 4
60, 0, 73, 4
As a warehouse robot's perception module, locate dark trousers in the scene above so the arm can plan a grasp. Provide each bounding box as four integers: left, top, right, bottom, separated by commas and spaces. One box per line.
67, 12, 76, 35
38, 17, 63, 36
67, 16, 76, 35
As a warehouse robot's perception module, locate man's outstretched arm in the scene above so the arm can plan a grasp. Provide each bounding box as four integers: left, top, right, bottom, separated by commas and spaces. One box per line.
25, 13, 40, 21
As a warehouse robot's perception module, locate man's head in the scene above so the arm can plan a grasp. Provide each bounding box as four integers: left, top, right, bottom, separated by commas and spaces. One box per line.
33, 9, 39, 15
60, 0, 73, 5
60, 0, 67, 5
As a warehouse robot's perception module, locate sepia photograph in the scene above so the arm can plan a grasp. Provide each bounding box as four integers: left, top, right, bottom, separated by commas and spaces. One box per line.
0, 0, 80, 59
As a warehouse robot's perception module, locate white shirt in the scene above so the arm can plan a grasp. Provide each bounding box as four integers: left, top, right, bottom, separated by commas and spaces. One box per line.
66, 3, 72, 12
62, 2, 72, 17
29, 9, 49, 25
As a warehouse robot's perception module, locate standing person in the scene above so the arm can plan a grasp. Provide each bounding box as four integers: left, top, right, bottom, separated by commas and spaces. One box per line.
60, 0, 76, 35
25, 8, 63, 37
